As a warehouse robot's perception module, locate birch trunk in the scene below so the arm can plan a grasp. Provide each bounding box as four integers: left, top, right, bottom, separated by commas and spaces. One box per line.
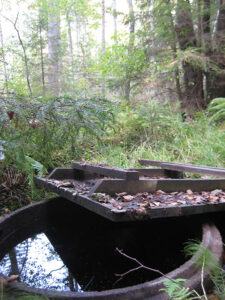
112, 0, 117, 43
47, 0, 60, 97
75, 14, 80, 55
66, 11, 74, 78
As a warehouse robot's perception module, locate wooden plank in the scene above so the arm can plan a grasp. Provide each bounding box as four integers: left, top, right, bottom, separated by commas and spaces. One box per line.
34, 177, 119, 222
161, 163, 225, 178
34, 176, 225, 222
47, 168, 75, 180
145, 202, 225, 219
92, 179, 225, 194
127, 168, 167, 177
72, 162, 139, 180
139, 160, 225, 177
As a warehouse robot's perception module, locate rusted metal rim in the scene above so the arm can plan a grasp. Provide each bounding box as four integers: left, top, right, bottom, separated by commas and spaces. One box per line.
0, 198, 223, 300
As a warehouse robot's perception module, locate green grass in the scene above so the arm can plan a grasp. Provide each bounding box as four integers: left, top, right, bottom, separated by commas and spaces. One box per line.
91, 104, 225, 169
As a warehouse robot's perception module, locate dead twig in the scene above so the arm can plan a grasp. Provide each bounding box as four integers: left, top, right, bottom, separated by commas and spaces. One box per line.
114, 248, 179, 287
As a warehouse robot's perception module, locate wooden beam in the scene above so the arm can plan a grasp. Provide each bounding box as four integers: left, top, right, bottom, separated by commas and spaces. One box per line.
72, 162, 139, 180
91, 178, 225, 194
161, 163, 225, 178
139, 160, 225, 177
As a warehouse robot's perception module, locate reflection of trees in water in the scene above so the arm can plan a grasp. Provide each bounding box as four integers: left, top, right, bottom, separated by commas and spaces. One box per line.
0, 233, 81, 292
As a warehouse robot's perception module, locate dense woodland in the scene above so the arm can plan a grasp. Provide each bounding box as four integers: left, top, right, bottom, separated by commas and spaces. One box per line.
0, 1, 224, 298
0, 0, 224, 205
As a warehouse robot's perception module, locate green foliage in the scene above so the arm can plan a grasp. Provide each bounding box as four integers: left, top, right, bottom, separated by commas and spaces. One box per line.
94, 100, 225, 169
96, 37, 148, 93
161, 240, 225, 299
185, 240, 225, 298
0, 289, 49, 300
0, 93, 113, 197
160, 278, 200, 299
207, 98, 225, 122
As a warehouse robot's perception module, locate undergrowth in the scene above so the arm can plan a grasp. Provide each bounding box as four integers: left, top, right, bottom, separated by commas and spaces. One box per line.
0, 96, 224, 205
93, 101, 224, 169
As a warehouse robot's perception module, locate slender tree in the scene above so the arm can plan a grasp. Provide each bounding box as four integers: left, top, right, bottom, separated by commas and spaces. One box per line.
5, 13, 33, 97
66, 10, 75, 78
124, 0, 135, 102
175, 0, 205, 112
101, 0, 105, 95
112, 0, 117, 44
0, 17, 9, 94
38, 11, 46, 96
47, 0, 60, 96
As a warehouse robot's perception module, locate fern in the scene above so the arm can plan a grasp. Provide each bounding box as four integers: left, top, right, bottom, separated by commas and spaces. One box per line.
160, 278, 201, 299
24, 156, 47, 178
185, 240, 225, 298
208, 98, 225, 121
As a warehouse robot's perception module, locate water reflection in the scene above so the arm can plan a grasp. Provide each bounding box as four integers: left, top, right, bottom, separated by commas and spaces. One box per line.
0, 233, 82, 292
0, 199, 206, 293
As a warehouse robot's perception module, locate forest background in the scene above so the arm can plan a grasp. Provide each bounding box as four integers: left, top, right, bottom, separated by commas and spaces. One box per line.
0, 0, 224, 208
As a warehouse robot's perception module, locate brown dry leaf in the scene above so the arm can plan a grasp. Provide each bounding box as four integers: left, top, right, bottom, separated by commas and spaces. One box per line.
7, 275, 19, 282
194, 196, 203, 204
186, 189, 193, 195
208, 196, 219, 202
156, 190, 165, 195
114, 204, 123, 210
116, 192, 127, 197
141, 199, 148, 204
58, 181, 74, 188
177, 200, 186, 205
122, 195, 134, 202
211, 189, 223, 196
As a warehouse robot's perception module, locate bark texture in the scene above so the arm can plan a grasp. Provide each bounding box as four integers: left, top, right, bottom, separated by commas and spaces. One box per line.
176, 0, 205, 112
47, 0, 60, 96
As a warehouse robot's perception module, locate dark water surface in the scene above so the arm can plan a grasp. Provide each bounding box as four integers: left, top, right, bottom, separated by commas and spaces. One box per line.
2, 199, 223, 293
0, 233, 82, 292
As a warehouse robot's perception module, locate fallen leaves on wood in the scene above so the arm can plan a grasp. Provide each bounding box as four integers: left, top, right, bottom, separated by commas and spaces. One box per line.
92, 189, 225, 214
46, 179, 93, 195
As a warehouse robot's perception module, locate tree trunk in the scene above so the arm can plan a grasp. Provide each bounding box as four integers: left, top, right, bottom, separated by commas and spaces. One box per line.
175, 0, 205, 113
112, 0, 117, 43
66, 11, 75, 79
167, 1, 183, 103
39, 18, 46, 96
206, 0, 225, 100
0, 17, 9, 94
101, 0, 105, 96
47, 0, 60, 97
125, 0, 135, 103
9, 248, 19, 275
75, 14, 80, 55
6, 13, 32, 97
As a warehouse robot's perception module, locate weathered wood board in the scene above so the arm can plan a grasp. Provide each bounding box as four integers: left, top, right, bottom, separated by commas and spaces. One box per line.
72, 162, 139, 180
91, 178, 225, 194
139, 160, 225, 177
34, 174, 225, 222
